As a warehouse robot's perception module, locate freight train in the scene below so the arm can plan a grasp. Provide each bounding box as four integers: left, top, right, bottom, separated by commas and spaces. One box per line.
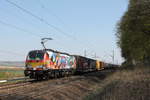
24, 49, 106, 80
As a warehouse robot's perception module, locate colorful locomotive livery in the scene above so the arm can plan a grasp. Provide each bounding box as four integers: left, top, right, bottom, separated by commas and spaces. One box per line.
24, 49, 105, 80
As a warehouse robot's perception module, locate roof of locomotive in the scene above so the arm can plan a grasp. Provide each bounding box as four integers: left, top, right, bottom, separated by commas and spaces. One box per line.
29, 49, 72, 56
29, 50, 97, 61
45, 49, 71, 55
28, 50, 45, 53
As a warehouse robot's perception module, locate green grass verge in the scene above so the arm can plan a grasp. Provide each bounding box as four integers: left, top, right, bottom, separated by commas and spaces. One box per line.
0, 68, 24, 80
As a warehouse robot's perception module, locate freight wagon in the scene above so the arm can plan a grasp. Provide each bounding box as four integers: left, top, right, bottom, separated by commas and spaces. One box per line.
24, 49, 105, 80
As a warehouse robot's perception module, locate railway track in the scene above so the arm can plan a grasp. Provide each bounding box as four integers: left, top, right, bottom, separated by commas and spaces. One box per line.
0, 77, 88, 100
0, 68, 118, 100
0, 76, 85, 97
0, 77, 36, 91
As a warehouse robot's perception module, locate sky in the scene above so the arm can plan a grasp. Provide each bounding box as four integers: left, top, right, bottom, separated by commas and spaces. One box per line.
0, 0, 128, 64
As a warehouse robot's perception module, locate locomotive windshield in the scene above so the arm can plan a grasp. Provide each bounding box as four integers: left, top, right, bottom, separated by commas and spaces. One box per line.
27, 51, 44, 60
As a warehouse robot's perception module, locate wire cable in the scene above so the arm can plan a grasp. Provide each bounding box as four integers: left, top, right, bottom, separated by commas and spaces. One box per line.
0, 49, 24, 56
36, 0, 99, 57
5, 0, 76, 40
0, 20, 41, 38
37, 0, 76, 37
0, 19, 71, 52
4, 0, 99, 58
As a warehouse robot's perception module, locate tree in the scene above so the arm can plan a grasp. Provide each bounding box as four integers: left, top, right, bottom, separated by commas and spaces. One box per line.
116, 0, 150, 65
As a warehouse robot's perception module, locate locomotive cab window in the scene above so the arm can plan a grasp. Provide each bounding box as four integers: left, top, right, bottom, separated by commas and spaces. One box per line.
27, 51, 44, 60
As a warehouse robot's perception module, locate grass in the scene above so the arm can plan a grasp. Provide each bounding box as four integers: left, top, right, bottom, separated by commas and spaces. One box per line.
0, 67, 24, 80
84, 66, 150, 100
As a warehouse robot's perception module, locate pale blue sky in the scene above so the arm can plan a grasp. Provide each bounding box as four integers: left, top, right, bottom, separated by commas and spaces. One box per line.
0, 0, 128, 64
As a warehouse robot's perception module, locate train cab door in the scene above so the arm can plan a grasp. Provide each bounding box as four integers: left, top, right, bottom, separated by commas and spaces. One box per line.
44, 52, 51, 69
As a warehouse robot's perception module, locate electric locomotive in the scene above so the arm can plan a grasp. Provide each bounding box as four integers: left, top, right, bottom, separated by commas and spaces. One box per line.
24, 49, 76, 80
24, 38, 105, 80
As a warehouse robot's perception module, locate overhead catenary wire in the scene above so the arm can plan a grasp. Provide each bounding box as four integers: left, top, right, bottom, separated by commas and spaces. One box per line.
0, 1, 98, 60
38, 0, 67, 26
0, 20, 70, 51
0, 20, 41, 38
0, 51, 25, 61
0, 49, 24, 56
36, 0, 98, 56
4, 0, 100, 59
6, 0, 96, 47
5, 0, 75, 40
37, 0, 76, 37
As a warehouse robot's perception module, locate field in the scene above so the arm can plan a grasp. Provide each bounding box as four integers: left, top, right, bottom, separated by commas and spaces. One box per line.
0, 66, 24, 80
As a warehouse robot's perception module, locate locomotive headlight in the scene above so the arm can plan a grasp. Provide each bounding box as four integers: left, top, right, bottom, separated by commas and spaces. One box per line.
43, 67, 47, 70
33, 68, 36, 70
27, 71, 31, 74
26, 65, 32, 68
37, 66, 43, 68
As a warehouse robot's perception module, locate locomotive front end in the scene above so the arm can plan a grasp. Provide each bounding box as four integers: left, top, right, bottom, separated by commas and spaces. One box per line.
24, 50, 47, 79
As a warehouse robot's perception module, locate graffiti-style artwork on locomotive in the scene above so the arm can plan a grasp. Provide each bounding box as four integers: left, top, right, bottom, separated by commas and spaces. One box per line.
47, 51, 76, 69
25, 50, 76, 71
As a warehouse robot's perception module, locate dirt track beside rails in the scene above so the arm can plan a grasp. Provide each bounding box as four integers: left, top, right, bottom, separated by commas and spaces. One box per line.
0, 69, 116, 100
